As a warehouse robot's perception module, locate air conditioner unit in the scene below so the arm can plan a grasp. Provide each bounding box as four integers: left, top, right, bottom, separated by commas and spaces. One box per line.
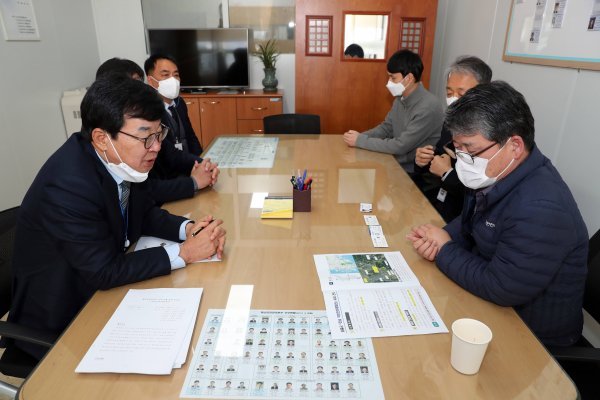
61, 88, 87, 138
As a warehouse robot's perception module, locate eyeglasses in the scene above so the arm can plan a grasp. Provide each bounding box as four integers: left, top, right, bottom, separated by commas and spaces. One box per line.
118, 124, 169, 149
455, 141, 497, 165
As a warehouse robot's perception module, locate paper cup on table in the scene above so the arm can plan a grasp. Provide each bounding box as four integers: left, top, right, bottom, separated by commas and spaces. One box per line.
450, 318, 493, 375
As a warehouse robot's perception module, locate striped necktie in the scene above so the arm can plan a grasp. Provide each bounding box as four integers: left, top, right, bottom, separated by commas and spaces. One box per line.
119, 181, 130, 216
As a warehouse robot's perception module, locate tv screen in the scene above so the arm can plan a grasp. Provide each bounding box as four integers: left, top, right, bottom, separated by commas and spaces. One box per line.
147, 28, 250, 89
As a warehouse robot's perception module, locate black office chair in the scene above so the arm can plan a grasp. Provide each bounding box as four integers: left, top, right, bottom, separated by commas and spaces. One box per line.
0, 207, 54, 399
263, 114, 321, 134
549, 229, 600, 400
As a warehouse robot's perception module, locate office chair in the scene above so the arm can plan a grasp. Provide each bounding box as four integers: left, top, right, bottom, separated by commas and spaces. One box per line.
549, 229, 600, 400
0, 207, 54, 399
263, 114, 321, 134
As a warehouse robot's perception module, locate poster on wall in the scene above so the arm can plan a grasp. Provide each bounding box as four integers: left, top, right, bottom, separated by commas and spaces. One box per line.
0, 0, 40, 41
551, 0, 568, 28
588, 0, 600, 31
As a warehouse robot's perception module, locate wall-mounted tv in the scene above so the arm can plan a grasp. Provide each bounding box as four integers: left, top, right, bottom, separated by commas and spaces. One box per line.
147, 28, 250, 89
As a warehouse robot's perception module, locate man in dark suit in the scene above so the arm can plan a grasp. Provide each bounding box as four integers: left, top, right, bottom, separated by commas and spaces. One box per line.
7, 76, 226, 360
96, 57, 219, 205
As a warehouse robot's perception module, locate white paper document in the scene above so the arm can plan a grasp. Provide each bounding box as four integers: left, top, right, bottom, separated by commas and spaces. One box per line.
359, 203, 372, 212
363, 215, 379, 226
203, 137, 279, 169
313, 252, 447, 339
368, 225, 388, 248
180, 309, 384, 399
76, 288, 203, 375
135, 236, 220, 263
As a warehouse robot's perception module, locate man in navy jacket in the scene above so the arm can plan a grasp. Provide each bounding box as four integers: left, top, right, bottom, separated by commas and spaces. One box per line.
7, 76, 226, 359
408, 81, 588, 347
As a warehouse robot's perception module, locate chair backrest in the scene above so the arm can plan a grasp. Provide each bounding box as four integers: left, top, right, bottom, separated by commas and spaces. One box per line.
584, 229, 600, 322
0, 207, 19, 317
263, 114, 321, 134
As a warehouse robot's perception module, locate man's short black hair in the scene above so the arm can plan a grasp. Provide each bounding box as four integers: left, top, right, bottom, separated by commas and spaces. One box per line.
144, 54, 178, 76
344, 44, 364, 58
387, 49, 424, 81
80, 75, 164, 141
445, 80, 535, 151
95, 58, 144, 80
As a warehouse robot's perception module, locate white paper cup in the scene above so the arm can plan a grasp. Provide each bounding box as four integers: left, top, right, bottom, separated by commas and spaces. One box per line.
450, 318, 493, 375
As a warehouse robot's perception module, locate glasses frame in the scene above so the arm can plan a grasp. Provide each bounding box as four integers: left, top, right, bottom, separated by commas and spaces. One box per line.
118, 123, 169, 149
455, 141, 497, 165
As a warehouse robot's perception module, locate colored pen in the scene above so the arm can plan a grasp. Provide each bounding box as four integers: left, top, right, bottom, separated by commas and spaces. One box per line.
191, 219, 215, 237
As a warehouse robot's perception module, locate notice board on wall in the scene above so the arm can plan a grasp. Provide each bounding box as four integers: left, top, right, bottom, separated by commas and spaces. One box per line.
503, 0, 600, 71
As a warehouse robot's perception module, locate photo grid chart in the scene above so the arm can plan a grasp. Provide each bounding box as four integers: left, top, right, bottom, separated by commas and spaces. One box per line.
181, 310, 382, 399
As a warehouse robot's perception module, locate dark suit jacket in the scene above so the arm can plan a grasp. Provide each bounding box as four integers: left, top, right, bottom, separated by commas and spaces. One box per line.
412, 125, 465, 222
8, 133, 186, 359
147, 98, 204, 204
163, 97, 202, 156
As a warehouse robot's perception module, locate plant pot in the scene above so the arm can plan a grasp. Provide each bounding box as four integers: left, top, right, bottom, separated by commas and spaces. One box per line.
262, 67, 278, 93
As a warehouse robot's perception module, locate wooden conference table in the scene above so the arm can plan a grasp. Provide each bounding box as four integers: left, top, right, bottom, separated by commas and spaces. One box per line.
19, 135, 576, 399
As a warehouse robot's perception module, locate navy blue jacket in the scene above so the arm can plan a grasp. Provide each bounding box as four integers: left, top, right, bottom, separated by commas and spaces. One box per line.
436, 145, 588, 346
147, 97, 203, 204
8, 133, 185, 359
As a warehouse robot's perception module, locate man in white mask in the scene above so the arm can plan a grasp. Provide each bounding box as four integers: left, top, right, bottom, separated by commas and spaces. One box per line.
342, 49, 443, 173
7, 76, 227, 361
145, 55, 219, 204
97, 57, 218, 205
407, 81, 588, 347
412, 56, 492, 222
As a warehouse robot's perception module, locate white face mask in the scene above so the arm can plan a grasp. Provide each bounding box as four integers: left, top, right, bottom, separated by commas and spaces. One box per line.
446, 96, 459, 106
100, 135, 149, 183
455, 138, 514, 190
150, 76, 180, 100
386, 79, 406, 97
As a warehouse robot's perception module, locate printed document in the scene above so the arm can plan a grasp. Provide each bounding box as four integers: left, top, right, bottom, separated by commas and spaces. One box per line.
76, 288, 203, 375
314, 252, 447, 338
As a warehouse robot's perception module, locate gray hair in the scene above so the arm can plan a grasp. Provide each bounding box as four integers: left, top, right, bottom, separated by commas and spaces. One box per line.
446, 56, 492, 84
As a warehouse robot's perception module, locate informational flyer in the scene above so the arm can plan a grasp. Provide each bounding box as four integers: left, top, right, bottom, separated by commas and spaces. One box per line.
204, 137, 279, 169
551, 0, 568, 28
588, 0, 600, 31
529, 0, 547, 43
313, 252, 447, 339
180, 310, 384, 399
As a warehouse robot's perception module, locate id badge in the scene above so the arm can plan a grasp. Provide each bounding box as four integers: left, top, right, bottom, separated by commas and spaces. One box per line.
175, 142, 183, 151
437, 188, 447, 203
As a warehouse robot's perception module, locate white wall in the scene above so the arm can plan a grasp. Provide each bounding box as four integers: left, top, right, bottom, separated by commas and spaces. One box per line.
431, 0, 600, 238
0, 0, 99, 210
92, 0, 295, 113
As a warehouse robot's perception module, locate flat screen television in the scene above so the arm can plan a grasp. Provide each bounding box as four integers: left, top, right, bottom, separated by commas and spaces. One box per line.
147, 28, 250, 89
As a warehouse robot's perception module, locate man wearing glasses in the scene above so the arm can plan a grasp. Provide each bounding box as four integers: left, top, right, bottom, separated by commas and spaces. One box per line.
408, 81, 587, 347
96, 57, 218, 205
6, 76, 226, 361
413, 56, 492, 222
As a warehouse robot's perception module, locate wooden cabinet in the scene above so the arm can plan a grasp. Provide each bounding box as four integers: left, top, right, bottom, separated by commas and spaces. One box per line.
181, 90, 283, 148
199, 97, 237, 148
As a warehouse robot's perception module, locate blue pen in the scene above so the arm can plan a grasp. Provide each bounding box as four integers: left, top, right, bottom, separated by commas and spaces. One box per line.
302, 169, 307, 183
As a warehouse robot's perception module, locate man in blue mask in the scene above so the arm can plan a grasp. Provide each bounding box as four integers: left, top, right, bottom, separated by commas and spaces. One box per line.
407, 81, 588, 347
6, 75, 226, 360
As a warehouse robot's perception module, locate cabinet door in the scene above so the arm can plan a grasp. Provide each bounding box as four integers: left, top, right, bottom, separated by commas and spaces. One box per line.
199, 98, 237, 148
183, 98, 203, 147
237, 97, 283, 120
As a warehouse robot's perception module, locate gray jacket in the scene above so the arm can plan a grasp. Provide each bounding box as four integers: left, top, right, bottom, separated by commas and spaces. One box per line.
356, 83, 444, 172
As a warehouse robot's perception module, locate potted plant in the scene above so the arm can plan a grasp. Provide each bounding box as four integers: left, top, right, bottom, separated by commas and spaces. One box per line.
253, 39, 279, 93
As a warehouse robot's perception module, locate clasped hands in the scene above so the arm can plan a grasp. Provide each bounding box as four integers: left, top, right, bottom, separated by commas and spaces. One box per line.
180, 215, 226, 263
191, 157, 219, 189
415, 145, 452, 177
342, 130, 360, 147
406, 224, 451, 261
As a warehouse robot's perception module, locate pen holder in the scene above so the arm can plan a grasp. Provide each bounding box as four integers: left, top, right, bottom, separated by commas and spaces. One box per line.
293, 189, 311, 212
